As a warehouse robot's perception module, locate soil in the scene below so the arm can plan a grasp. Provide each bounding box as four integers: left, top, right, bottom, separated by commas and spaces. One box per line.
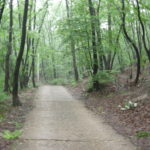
67, 72, 150, 150
0, 88, 36, 150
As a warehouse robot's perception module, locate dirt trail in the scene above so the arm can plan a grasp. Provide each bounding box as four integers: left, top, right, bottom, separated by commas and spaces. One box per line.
12, 85, 136, 150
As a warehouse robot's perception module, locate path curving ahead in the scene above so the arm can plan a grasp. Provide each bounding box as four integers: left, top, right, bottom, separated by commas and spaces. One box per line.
13, 85, 136, 150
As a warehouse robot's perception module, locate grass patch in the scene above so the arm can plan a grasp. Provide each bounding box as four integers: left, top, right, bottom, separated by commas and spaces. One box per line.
0, 92, 10, 103
15, 122, 23, 129
2, 130, 22, 140
69, 80, 77, 87
49, 78, 68, 85
136, 131, 150, 138
0, 114, 5, 123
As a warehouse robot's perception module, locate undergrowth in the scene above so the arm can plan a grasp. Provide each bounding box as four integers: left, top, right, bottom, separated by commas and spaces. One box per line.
2, 130, 22, 140
136, 131, 150, 138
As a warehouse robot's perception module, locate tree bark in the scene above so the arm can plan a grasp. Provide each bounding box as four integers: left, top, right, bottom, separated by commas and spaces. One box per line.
88, 0, 99, 89
4, 0, 13, 92
12, 0, 29, 106
31, 0, 36, 88
121, 0, 140, 84
136, 0, 150, 62
0, 0, 5, 24
65, 0, 79, 81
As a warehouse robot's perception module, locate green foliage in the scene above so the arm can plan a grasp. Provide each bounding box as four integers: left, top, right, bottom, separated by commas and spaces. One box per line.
0, 92, 9, 103
136, 131, 150, 138
0, 75, 10, 102
95, 71, 116, 84
2, 130, 22, 140
0, 114, 5, 123
49, 78, 68, 85
69, 80, 77, 87
86, 78, 94, 92
15, 122, 23, 129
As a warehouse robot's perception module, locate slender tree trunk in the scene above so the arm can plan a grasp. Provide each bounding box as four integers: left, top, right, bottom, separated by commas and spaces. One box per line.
21, 3, 32, 88
95, 2, 103, 71
121, 0, 140, 84
32, 0, 36, 87
0, 0, 5, 24
4, 0, 13, 92
136, 0, 150, 61
65, 0, 79, 81
12, 0, 29, 106
31, 0, 48, 86
110, 25, 122, 69
47, 23, 57, 79
107, 6, 112, 70
88, 0, 99, 89
32, 38, 36, 87
17, 0, 22, 28
52, 54, 56, 79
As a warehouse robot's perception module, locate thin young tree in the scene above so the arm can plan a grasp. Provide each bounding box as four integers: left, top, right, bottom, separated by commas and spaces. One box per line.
65, 0, 79, 81
4, 0, 13, 92
12, 0, 29, 106
0, 0, 5, 24
121, 0, 141, 84
88, 0, 99, 89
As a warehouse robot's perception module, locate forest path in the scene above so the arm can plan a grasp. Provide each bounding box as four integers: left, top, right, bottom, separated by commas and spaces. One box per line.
12, 85, 136, 150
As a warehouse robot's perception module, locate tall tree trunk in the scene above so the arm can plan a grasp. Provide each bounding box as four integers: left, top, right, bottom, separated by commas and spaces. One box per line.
136, 0, 150, 62
32, 0, 36, 87
32, 38, 36, 87
0, 0, 5, 24
121, 0, 140, 84
95, 1, 103, 71
4, 0, 13, 92
21, 3, 32, 88
12, 0, 29, 106
65, 0, 79, 81
17, 0, 22, 28
47, 22, 57, 79
88, 0, 99, 89
31, 0, 48, 86
107, 5, 112, 70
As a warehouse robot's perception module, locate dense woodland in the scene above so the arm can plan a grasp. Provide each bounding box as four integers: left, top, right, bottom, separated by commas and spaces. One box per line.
0, 0, 150, 106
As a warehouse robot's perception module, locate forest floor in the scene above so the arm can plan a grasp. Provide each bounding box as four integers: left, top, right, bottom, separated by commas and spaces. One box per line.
0, 88, 35, 150
67, 69, 150, 150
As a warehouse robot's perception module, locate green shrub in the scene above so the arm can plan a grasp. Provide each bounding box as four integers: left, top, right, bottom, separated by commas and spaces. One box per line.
15, 122, 23, 129
49, 78, 68, 85
0, 114, 5, 122
0, 75, 10, 102
86, 78, 94, 92
86, 70, 117, 92
136, 131, 150, 138
0, 92, 9, 103
96, 70, 116, 84
69, 80, 77, 87
2, 130, 22, 140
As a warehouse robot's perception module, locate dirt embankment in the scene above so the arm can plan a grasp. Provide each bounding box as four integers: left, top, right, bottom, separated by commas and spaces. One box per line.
0, 89, 35, 150
68, 76, 150, 150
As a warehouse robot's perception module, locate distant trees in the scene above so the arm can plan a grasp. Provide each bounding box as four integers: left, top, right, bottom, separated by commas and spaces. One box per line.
55, 0, 150, 87
0, 0, 150, 106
